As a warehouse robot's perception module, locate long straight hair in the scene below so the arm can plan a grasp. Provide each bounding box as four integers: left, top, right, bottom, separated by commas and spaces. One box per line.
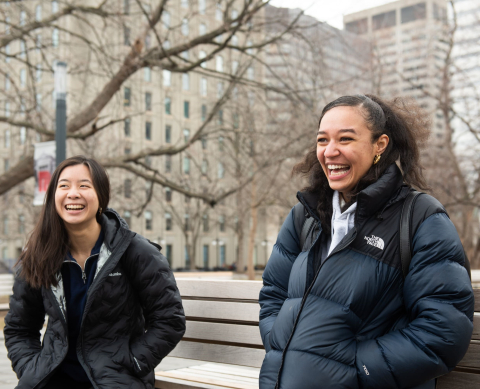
18, 156, 110, 289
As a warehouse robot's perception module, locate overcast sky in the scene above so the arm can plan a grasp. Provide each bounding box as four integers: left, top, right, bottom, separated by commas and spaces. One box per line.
270, 0, 397, 29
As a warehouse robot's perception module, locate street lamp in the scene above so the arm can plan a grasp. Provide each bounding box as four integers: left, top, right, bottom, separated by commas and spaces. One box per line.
54, 61, 67, 166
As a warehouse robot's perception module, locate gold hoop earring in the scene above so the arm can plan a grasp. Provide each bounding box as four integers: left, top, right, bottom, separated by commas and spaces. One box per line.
373, 155, 381, 165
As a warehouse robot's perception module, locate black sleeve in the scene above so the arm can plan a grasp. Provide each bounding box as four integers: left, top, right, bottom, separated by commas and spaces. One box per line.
4, 274, 45, 378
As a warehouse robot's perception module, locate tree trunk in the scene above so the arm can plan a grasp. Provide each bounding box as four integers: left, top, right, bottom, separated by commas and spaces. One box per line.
246, 181, 257, 281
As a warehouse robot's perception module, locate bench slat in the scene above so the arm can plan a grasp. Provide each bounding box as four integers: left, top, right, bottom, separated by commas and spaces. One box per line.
185, 321, 263, 346
473, 313, 480, 341
169, 341, 265, 368
183, 300, 260, 324
177, 279, 263, 301
157, 370, 257, 389
155, 375, 222, 389
437, 371, 480, 388
457, 341, 480, 370
474, 289, 480, 312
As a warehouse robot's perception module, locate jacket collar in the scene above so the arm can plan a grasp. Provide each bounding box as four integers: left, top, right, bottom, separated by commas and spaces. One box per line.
99, 208, 133, 252
297, 163, 405, 224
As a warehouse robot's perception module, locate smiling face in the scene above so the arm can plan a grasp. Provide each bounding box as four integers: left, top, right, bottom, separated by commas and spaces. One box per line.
54, 164, 100, 230
317, 106, 389, 199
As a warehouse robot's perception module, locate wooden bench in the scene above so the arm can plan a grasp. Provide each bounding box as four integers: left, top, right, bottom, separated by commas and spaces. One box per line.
155, 279, 480, 389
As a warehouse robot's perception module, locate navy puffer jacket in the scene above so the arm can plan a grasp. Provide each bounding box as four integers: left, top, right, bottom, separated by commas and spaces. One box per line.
259, 164, 474, 389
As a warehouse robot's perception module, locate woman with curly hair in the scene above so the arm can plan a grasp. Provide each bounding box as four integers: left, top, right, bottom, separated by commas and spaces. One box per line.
259, 95, 473, 388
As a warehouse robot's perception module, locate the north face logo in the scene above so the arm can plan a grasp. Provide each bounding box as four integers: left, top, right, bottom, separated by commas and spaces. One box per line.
364, 235, 384, 250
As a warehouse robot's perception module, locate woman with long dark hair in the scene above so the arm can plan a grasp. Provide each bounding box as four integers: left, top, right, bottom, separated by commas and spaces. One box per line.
4, 155, 185, 389
259, 95, 474, 388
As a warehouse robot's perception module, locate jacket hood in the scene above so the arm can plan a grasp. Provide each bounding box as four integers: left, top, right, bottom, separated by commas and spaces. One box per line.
297, 163, 407, 224
99, 208, 134, 253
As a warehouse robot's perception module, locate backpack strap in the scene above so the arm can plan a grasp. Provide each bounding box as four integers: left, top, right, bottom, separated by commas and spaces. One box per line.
399, 190, 422, 278
293, 202, 315, 251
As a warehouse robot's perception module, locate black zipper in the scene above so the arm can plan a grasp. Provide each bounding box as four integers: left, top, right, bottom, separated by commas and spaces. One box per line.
274, 227, 357, 389
64, 254, 97, 284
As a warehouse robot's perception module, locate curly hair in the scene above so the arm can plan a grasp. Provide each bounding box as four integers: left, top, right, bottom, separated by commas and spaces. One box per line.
293, 94, 431, 234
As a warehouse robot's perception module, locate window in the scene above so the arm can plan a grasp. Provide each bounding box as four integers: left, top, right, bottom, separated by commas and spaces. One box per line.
20, 69, 26, 87
20, 40, 26, 58
3, 216, 8, 235
184, 214, 190, 231
36, 65, 42, 82
4, 17, 9, 34
201, 159, 208, 175
181, 19, 189, 36
52, 1, 59, 13
217, 110, 223, 125
165, 125, 171, 143
181, 50, 189, 61
166, 244, 172, 265
201, 136, 207, 149
18, 215, 25, 234
124, 211, 131, 227
5, 102, 9, 117
345, 18, 368, 35
401, 3, 426, 24
182, 74, 190, 90
144, 67, 151, 82
203, 245, 209, 268
185, 246, 190, 268
5, 74, 10, 91
5, 130, 10, 148
231, 9, 238, 22
36, 34, 41, 52
164, 40, 170, 49
217, 82, 224, 98
219, 215, 226, 232
145, 211, 152, 230
372, 10, 396, 30
247, 66, 254, 80
124, 87, 131, 106
232, 61, 239, 74
163, 70, 171, 86
52, 28, 59, 47
247, 40, 253, 55
20, 127, 26, 145
145, 34, 151, 49
181, 0, 188, 8
201, 104, 207, 121
218, 162, 225, 178
199, 0, 206, 14
199, 50, 207, 68
232, 35, 238, 46
216, 56, 223, 72
165, 155, 172, 172
123, 0, 130, 14
124, 148, 131, 155
123, 26, 130, 45
165, 97, 171, 114
124, 118, 131, 137
183, 157, 190, 174
216, 4, 223, 21
220, 245, 226, 265
2, 247, 7, 260
202, 215, 209, 232
145, 92, 152, 111
165, 213, 172, 231
200, 78, 207, 96
184, 101, 190, 118
233, 113, 239, 129
183, 129, 190, 142
20, 11, 26, 26
145, 121, 152, 140
165, 187, 172, 202
162, 11, 170, 28
3, 158, 9, 172
36, 5, 42, 21
124, 179, 132, 198
199, 23, 206, 36
218, 136, 224, 151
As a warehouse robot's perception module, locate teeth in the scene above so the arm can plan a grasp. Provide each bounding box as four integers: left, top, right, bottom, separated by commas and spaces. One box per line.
330, 169, 349, 177
66, 205, 85, 210
327, 165, 349, 170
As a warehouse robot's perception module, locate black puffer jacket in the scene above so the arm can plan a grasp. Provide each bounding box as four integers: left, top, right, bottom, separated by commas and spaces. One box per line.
4, 208, 186, 389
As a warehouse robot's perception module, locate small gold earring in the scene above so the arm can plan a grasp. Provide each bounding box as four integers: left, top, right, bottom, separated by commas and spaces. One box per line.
98, 207, 102, 214
373, 155, 381, 165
